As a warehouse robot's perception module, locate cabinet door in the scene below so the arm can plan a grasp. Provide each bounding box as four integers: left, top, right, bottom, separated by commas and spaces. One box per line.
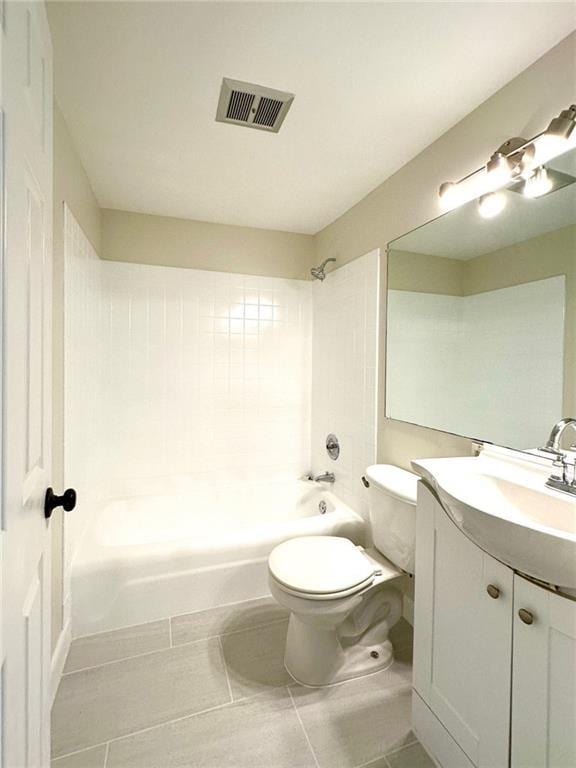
414, 483, 513, 768
511, 576, 576, 768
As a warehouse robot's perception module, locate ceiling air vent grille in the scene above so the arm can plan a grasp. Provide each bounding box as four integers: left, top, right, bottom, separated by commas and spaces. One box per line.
216, 78, 294, 133
226, 91, 256, 122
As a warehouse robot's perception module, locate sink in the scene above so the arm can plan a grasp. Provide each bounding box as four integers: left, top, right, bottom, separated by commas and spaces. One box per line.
413, 447, 576, 594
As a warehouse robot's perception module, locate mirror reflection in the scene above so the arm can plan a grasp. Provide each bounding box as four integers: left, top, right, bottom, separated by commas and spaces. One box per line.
386, 147, 576, 451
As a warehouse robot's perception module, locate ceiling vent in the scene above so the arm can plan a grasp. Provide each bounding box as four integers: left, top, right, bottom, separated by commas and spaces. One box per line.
216, 78, 294, 133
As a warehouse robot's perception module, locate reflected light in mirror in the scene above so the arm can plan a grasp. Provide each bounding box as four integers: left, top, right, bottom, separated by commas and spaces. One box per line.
523, 166, 553, 198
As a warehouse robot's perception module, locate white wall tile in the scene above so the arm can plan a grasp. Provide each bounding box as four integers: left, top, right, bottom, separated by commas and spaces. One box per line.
310, 251, 380, 519
66, 253, 313, 521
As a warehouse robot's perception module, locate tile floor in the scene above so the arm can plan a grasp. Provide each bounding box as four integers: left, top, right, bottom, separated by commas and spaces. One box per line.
52, 597, 435, 768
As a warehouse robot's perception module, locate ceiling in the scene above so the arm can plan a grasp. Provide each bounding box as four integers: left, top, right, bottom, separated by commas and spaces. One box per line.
392, 148, 576, 259
48, 2, 576, 234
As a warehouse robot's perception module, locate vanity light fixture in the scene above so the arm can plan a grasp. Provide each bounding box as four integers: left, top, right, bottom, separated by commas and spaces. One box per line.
485, 150, 516, 187
546, 104, 576, 142
478, 192, 507, 219
438, 104, 576, 212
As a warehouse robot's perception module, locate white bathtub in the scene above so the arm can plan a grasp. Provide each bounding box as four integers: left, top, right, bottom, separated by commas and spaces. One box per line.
71, 480, 365, 636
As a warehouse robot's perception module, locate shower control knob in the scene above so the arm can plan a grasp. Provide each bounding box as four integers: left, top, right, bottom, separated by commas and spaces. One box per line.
44, 487, 77, 519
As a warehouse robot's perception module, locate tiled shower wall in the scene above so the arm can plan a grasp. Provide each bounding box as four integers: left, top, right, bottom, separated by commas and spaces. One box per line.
311, 251, 380, 519
100, 262, 312, 496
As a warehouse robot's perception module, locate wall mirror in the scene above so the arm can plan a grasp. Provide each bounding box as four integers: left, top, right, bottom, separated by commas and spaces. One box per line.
386, 146, 575, 452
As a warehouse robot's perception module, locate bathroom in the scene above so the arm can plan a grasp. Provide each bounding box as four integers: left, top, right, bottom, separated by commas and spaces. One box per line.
1, 3, 575, 767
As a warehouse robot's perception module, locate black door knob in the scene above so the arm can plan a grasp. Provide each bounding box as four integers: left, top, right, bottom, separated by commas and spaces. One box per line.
44, 488, 77, 519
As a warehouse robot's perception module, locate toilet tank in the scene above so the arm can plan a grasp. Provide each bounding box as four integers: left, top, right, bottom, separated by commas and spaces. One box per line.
365, 464, 419, 574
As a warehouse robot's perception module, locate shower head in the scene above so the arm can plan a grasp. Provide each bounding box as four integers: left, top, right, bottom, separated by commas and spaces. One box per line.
310, 258, 336, 281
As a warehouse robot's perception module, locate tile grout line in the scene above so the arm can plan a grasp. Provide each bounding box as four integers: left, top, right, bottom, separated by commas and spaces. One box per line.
70, 617, 172, 644
217, 635, 234, 704
287, 685, 321, 768
53, 686, 288, 763
69, 596, 279, 644
354, 757, 393, 768
168, 617, 173, 648
52, 697, 241, 762
62, 617, 289, 677
103, 742, 110, 768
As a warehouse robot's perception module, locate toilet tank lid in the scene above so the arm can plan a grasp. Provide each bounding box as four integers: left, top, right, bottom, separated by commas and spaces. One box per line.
365, 464, 419, 504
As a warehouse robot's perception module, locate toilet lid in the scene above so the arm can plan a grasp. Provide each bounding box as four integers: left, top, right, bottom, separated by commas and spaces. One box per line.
268, 536, 376, 596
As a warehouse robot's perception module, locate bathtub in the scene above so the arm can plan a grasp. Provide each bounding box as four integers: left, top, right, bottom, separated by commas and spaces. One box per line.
71, 480, 365, 636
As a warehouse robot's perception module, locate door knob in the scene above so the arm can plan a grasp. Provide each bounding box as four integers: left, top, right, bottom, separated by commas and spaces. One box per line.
486, 584, 500, 599
518, 608, 534, 625
44, 488, 77, 519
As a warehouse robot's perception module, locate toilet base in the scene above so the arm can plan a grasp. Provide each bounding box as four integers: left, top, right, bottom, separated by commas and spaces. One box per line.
285, 632, 395, 687
282, 585, 401, 687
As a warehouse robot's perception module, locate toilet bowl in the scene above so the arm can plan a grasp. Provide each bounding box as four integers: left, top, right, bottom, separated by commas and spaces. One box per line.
268, 465, 418, 687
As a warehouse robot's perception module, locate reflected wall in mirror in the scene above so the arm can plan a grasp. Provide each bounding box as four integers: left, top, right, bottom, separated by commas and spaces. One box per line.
386, 147, 575, 452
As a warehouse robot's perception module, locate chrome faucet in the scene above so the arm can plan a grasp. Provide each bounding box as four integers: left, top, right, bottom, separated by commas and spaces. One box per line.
541, 418, 576, 455
540, 419, 576, 496
313, 471, 335, 484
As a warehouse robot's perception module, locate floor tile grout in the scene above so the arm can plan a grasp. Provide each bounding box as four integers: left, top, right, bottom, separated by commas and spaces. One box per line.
103, 742, 110, 768
53, 696, 241, 762
287, 685, 322, 768
53, 685, 290, 762
67, 595, 281, 645
70, 617, 171, 643
61, 617, 289, 677
173, 616, 290, 645
217, 635, 234, 703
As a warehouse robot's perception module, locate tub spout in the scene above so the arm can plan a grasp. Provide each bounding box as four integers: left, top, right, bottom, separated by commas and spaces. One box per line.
314, 472, 335, 484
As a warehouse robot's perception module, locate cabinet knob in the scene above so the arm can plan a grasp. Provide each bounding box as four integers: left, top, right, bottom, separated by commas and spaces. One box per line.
486, 584, 500, 599
518, 608, 534, 625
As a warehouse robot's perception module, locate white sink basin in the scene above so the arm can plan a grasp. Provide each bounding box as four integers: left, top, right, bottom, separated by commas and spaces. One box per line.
413, 448, 576, 594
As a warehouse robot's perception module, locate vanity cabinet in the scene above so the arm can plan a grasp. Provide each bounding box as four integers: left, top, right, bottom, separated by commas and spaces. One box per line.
413, 483, 513, 768
511, 575, 576, 768
413, 483, 576, 768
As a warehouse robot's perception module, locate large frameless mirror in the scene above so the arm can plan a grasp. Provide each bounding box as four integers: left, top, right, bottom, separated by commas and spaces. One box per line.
386, 147, 576, 452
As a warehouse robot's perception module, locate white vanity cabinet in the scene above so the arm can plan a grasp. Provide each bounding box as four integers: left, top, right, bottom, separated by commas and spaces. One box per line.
413, 483, 576, 768
511, 575, 576, 768
413, 483, 513, 768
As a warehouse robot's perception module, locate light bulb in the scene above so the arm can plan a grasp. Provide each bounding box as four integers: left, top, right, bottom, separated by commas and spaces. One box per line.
523, 166, 553, 198
485, 152, 514, 188
438, 181, 463, 210
478, 192, 507, 219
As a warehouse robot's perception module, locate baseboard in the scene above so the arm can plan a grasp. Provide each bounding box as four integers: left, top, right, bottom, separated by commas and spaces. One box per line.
50, 618, 71, 705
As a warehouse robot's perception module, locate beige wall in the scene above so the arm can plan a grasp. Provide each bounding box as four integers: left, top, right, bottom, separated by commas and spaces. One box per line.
52, 103, 102, 652
388, 250, 464, 295
315, 32, 576, 470
101, 209, 315, 280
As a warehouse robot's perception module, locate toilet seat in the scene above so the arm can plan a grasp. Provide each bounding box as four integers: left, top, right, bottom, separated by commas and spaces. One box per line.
268, 536, 379, 600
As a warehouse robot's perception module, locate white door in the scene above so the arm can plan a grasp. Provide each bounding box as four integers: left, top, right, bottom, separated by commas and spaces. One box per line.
511, 575, 576, 768
413, 483, 513, 768
2, 1, 53, 766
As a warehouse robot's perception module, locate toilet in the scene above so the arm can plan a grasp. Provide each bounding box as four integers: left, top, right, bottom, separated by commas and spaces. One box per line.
268, 464, 418, 687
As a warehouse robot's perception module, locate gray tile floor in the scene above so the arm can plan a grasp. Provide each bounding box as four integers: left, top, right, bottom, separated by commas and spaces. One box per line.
52, 597, 435, 768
